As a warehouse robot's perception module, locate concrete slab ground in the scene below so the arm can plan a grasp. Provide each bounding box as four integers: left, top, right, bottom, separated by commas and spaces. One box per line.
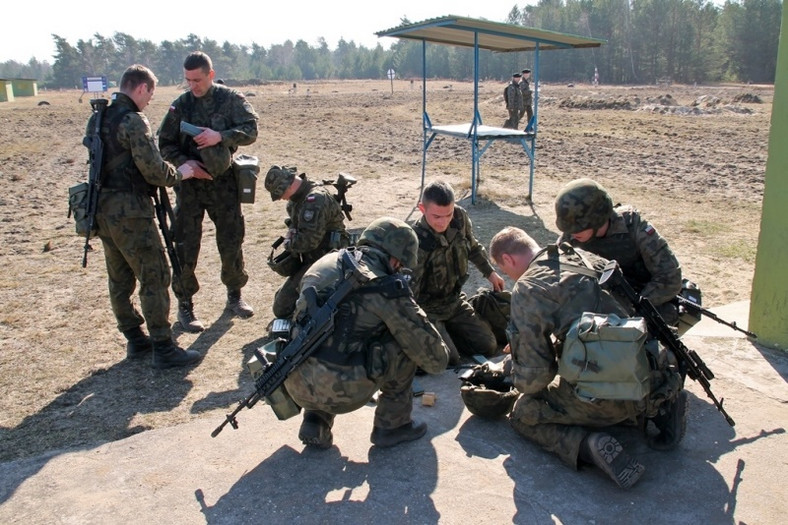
1, 301, 786, 524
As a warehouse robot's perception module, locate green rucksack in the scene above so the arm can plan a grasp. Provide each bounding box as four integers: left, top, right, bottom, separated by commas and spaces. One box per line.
468, 288, 511, 346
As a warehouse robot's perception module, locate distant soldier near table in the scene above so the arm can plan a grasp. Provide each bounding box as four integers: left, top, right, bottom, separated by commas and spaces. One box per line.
503, 72, 524, 129
519, 68, 534, 130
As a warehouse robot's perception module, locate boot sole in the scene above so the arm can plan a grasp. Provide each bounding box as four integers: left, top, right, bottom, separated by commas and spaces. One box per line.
587, 433, 645, 489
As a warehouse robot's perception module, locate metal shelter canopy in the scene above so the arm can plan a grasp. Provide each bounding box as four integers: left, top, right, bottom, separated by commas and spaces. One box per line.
376, 16, 604, 203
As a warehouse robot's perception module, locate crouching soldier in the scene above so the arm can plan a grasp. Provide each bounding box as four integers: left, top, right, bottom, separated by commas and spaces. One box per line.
284, 217, 450, 449
265, 165, 350, 320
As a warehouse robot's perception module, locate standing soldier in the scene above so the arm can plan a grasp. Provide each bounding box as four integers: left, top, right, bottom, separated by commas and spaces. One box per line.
554, 178, 683, 326
158, 51, 259, 333
88, 65, 211, 368
264, 165, 349, 319
519, 68, 534, 130
503, 72, 523, 129
285, 217, 450, 449
411, 181, 505, 363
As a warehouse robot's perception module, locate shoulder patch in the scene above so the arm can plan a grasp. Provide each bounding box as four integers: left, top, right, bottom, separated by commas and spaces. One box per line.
303, 209, 315, 222
644, 224, 655, 235
306, 194, 317, 202
169, 105, 176, 112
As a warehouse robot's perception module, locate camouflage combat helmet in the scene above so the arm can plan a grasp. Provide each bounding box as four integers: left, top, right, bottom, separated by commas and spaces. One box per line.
357, 217, 418, 268
198, 144, 233, 177
460, 382, 519, 419
264, 165, 297, 201
554, 178, 614, 234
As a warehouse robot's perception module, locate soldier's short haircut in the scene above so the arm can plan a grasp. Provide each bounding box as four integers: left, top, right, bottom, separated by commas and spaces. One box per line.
421, 180, 455, 207
120, 64, 157, 93
184, 51, 213, 73
489, 227, 539, 265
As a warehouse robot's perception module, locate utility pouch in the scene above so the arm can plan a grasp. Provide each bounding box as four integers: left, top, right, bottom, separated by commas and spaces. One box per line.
68, 182, 96, 238
246, 340, 302, 421
233, 154, 259, 204
676, 279, 703, 336
559, 312, 650, 401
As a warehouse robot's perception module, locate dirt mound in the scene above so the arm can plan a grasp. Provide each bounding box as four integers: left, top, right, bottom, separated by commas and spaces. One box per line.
733, 92, 763, 103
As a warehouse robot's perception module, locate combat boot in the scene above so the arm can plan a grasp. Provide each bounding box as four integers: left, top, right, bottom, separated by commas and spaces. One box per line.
580, 432, 645, 489
298, 410, 334, 449
370, 420, 427, 448
226, 289, 254, 318
152, 339, 202, 369
123, 327, 153, 359
648, 390, 689, 451
177, 299, 205, 333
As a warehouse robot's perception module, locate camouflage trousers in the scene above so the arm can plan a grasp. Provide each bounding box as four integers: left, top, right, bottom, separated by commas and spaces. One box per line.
429, 297, 498, 363
272, 262, 310, 319
171, 175, 248, 302
509, 377, 645, 469
504, 108, 520, 129
95, 191, 172, 341
285, 335, 417, 430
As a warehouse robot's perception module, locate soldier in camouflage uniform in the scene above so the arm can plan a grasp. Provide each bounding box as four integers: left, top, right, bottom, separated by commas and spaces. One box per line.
518, 69, 534, 130
284, 217, 450, 449
503, 73, 523, 129
158, 51, 259, 333
555, 178, 683, 326
264, 166, 349, 319
489, 226, 685, 489
411, 181, 504, 363
88, 65, 211, 368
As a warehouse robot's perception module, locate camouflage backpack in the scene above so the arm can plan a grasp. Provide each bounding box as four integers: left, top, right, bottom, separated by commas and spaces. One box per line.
468, 288, 512, 346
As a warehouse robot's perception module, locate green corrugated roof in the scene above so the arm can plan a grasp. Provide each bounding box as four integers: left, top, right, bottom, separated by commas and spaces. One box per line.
376, 15, 604, 52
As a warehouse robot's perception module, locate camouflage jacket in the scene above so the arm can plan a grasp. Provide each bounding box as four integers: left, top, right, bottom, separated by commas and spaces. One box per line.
504, 81, 523, 111
411, 206, 495, 315
158, 84, 258, 176
508, 244, 630, 395
86, 93, 182, 220
284, 247, 449, 411
285, 175, 348, 262
558, 205, 682, 306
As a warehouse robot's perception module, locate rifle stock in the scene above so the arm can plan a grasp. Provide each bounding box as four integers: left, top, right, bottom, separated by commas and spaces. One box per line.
600, 261, 735, 427
81, 98, 109, 267
212, 249, 369, 437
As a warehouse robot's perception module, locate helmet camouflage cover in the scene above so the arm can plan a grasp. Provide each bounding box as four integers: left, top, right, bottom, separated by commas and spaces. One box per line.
460, 382, 519, 419
264, 165, 297, 201
357, 216, 419, 269
554, 178, 614, 234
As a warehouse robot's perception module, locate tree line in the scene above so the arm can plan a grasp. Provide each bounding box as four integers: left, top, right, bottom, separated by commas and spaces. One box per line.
0, 0, 781, 88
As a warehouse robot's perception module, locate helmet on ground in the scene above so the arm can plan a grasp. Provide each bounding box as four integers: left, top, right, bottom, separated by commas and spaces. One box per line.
265, 165, 297, 201
554, 178, 613, 234
357, 217, 418, 268
460, 382, 519, 419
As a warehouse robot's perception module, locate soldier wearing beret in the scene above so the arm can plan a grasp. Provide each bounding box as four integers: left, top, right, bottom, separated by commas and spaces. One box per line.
503, 72, 524, 129
519, 68, 534, 130
158, 51, 259, 333
264, 165, 349, 319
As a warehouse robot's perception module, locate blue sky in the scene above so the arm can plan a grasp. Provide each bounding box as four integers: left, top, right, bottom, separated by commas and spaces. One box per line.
1, 1, 530, 63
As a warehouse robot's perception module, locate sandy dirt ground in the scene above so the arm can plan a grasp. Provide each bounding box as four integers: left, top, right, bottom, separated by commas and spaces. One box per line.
0, 79, 771, 461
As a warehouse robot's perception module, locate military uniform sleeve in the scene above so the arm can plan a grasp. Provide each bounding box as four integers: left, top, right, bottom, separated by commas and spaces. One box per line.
463, 210, 495, 278
377, 293, 449, 374
632, 215, 682, 305
508, 279, 560, 394
288, 192, 333, 254
157, 98, 191, 166
219, 92, 258, 148
120, 112, 182, 187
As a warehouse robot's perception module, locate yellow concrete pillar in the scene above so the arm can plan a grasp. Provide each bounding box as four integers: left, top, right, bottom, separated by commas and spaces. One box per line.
749, 7, 788, 349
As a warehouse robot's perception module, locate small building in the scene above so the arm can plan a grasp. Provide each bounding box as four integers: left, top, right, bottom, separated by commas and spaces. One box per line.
0, 79, 14, 102
11, 79, 38, 97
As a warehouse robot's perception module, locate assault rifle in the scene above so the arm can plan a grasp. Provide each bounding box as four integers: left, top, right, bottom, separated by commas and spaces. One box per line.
600, 260, 735, 427
212, 249, 369, 437
152, 187, 181, 278
675, 295, 757, 339
323, 172, 357, 221
80, 98, 109, 267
